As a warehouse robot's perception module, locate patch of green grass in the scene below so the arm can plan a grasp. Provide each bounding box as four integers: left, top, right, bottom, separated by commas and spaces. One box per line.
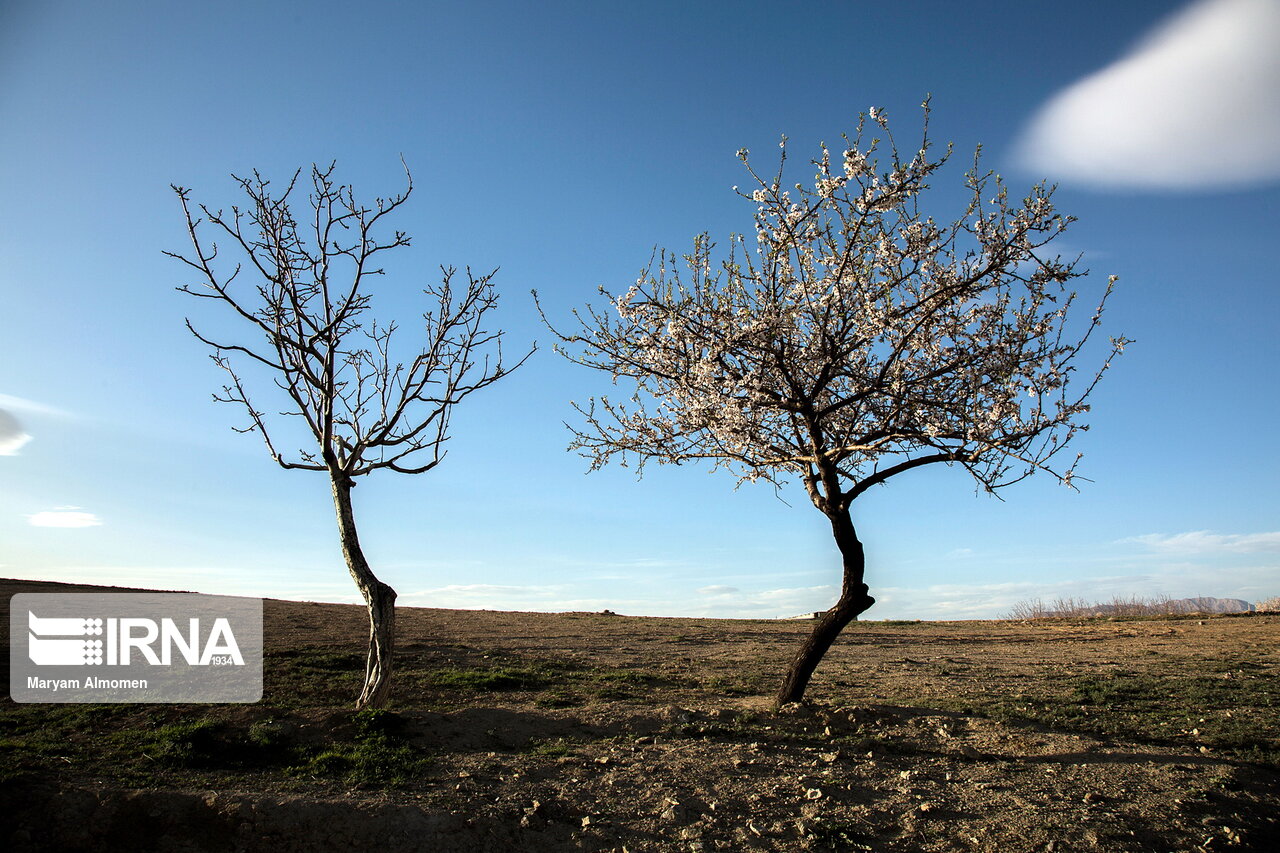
426, 665, 550, 691
291, 709, 428, 787
146, 719, 227, 767
593, 669, 655, 685
536, 689, 585, 708
8, 706, 426, 789
264, 648, 364, 706
947, 669, 1280, 767
523, 736, 573, 758
418, 657, 669, 703
135, 715, 307, 771
0, 704, 147, 780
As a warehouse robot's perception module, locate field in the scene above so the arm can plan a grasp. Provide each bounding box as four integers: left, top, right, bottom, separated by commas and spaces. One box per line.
2, 578, 1278, 852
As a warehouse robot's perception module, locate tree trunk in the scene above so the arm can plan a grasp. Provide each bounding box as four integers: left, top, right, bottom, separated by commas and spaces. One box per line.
331, 474, 397, 709
775, 507, 874, 706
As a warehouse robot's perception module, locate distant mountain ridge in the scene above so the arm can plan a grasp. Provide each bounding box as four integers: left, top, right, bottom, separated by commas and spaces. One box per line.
1075, 597, 1254, 616
1163, 597, 1254, 614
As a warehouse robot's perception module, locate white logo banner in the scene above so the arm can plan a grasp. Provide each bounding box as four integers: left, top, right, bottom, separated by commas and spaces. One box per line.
9, 592, 263, 703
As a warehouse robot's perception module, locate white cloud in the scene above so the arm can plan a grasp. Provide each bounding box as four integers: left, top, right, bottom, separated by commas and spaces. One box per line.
400, 583, 583, 610
0, 394, 68, 417
393, 580, 839, 620
0, 409, 32, 455
1124, 530, 1280, 554
700, 585, 837, 619
1014, 0, 1280, 190
27, 507, 103, 528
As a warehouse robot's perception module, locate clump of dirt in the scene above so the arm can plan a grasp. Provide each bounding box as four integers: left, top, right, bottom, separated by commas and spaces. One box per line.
2, 579, 1278, 852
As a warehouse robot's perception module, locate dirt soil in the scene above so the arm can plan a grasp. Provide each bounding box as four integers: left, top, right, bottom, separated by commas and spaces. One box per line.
2, 578, 1278, 852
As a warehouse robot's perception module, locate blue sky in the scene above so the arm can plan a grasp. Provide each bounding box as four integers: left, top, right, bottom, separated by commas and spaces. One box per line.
2, 0, 1278, 619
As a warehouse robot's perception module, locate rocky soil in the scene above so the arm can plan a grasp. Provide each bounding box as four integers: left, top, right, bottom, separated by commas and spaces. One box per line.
2, 579, 1278, 852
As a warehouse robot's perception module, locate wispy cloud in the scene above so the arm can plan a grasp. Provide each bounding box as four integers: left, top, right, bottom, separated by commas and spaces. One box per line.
393, 580, 838, 619
1014, 0, 1280, 190
0, 393, 70, 417
869, 544, 1280, 619
687, 585, 837, 619
399, 583, 577, 610
27, 507, 103, 528
0, 409, 32, 456
1123, 530, 1280, 554
1, 393, 74, 456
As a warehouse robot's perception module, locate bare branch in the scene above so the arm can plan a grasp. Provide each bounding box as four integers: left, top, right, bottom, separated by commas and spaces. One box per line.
170, 164, 532, 479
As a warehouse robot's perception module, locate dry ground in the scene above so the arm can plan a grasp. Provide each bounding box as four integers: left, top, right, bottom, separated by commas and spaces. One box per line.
2, 578, 1278, 852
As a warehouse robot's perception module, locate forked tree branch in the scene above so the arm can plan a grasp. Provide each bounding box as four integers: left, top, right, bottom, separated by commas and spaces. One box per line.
171, 164, 533, 480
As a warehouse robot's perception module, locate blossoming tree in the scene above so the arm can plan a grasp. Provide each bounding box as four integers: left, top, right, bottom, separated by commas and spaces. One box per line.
546, 104, 1128, 706
170, 164, 530, 708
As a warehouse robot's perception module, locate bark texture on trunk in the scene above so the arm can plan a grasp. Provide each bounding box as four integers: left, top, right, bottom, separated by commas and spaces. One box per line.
775, 507, 874, 706
331, 475, 397, 710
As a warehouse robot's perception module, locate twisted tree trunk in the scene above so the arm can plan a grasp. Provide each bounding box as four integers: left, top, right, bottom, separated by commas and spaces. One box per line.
775, 507, 874, 706
331, 474, 397, 709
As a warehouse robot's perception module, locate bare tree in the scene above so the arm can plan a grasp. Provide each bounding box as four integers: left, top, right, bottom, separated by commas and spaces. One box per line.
543, 103, 1128, 706
169, 163, 530, 709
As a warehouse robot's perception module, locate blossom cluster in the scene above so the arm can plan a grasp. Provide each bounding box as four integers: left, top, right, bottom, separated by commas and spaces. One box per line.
554, 105, 1126, 513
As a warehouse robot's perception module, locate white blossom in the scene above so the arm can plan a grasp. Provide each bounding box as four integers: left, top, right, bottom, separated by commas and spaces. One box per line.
548, 104, 1127, 506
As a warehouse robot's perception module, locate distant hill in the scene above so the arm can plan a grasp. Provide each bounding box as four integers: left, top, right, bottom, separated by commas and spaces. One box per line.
1071, 597, 1255, 616
1166, 597, 1254, 614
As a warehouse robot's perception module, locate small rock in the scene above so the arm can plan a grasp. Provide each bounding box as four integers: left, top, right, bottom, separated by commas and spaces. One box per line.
804, 788, 823, 800
1083, 792, 1104, 805
660, 802, 690, 824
